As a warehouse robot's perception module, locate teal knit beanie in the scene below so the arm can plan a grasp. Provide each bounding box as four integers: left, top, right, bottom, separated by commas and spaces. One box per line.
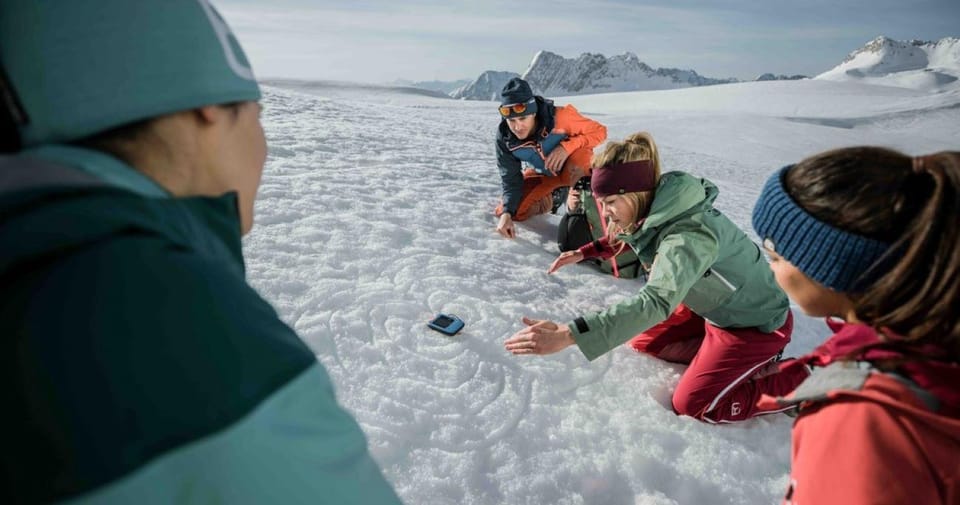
0, 0, 261, 148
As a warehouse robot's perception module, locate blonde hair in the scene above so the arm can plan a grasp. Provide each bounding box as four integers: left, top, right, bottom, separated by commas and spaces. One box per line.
591, 132, 662, 235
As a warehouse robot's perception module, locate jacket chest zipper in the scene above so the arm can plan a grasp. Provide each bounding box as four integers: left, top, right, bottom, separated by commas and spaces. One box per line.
707, 268, 737, 291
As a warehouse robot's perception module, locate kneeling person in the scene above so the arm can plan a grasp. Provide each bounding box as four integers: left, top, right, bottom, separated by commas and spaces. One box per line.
506, 132, 809, 424
494, 77, 607, 238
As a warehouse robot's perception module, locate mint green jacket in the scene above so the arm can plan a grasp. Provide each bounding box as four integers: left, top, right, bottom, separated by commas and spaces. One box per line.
0, 146, 403, 505
569, 171, 789, 361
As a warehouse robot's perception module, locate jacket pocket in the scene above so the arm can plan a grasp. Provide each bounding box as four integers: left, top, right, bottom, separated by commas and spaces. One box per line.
683, 268, 737, 315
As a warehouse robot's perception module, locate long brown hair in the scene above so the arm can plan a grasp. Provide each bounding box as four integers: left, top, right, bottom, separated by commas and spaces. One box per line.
785, 147, 960, 358
591, 132, 662, 235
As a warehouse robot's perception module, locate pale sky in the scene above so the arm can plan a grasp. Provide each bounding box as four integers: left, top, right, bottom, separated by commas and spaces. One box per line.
217, 0, 960, 84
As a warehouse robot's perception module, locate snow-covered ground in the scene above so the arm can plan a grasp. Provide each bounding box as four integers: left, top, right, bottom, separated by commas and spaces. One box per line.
243, 80, 960, 505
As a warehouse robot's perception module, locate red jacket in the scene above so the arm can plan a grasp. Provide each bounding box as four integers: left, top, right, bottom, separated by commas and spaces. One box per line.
758, 322, 960, 505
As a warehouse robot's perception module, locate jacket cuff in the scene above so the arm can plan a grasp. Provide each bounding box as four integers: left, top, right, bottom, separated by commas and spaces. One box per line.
579, 238, 615, 260
568, 316, 606, 361
579, 240, 601, 259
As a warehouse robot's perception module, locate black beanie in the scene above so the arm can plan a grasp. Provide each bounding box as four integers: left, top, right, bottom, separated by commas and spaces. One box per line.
500, 78, 534, 106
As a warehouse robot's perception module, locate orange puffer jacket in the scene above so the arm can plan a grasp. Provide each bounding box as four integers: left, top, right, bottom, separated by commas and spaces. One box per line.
496, 98, 607, 216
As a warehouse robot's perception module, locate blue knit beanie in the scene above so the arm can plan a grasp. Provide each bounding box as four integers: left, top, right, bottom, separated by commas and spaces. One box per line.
499, 78, 537, 117
0, 0, 261, 148
501, 78, 534, 105
752, 166, 892, 292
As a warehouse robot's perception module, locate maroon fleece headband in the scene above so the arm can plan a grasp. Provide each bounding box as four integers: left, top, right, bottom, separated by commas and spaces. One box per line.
591, 160, 656, 197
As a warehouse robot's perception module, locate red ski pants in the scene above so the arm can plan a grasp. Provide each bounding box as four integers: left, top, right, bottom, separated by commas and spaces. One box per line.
629, 304, 806, 423
496, 146, 593, 221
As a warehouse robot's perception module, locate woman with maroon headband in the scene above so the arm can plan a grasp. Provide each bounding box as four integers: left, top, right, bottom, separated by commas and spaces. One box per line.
505, 132, 809, 424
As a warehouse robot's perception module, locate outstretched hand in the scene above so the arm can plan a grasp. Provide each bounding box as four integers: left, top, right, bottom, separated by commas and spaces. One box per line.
504, 317, 575, 356
548, 250, 584, 274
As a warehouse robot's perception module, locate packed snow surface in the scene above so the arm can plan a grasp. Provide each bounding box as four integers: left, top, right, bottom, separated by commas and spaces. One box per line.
245, 79, 960, 505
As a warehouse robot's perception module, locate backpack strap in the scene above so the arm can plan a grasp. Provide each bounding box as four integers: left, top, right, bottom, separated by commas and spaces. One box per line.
772, 360, 941, 414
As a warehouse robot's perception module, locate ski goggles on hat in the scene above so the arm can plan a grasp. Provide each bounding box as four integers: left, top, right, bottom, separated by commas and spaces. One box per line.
499, 98, 536, 117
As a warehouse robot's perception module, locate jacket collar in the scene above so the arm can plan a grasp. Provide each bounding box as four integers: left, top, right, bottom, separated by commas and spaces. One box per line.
0, 149, 245, 276
22, 144, 171, 198
617, 172, 715, 252
499, 96, 556, 148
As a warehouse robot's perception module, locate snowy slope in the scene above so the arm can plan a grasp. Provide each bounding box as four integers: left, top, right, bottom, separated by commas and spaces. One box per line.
260, 78, 451, 100
391, 78, 472, 95
246, 79, 960, 505
816, 36, 960, 91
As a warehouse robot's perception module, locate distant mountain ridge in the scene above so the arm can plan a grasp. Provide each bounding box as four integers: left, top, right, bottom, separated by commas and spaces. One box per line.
391, 78, 472, 94
450, 71, 520, 101
453, 51, 737, 100
755, 73, 807, 81
437, 36, 960, 101
815, 36, 960, 91
522, 51, 736, 97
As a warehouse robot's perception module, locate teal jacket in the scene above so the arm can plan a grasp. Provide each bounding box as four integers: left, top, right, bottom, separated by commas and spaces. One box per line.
569, 171, 789, 361
0, 146, 403, 505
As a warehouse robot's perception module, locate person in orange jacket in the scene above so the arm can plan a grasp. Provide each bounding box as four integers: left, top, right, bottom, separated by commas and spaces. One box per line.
751, 147, 960, 504
494, 77, 606, 238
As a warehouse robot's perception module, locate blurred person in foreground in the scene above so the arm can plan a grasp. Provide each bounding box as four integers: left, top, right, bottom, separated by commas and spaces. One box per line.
0, 1, 402, 503
752, 147, 960, 504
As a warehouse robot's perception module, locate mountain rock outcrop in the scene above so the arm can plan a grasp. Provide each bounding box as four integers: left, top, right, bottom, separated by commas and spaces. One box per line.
453, 51, 736, 100
450, 71, 520, 100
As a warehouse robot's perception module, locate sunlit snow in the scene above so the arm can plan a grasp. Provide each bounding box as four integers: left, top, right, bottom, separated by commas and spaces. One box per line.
243, 78, 959, 505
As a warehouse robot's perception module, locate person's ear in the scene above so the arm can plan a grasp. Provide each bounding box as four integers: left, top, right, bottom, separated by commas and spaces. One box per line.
194, 105, 222, 125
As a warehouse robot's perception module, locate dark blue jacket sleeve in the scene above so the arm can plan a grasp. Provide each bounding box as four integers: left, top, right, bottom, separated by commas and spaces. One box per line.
496, 137, 523, 216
